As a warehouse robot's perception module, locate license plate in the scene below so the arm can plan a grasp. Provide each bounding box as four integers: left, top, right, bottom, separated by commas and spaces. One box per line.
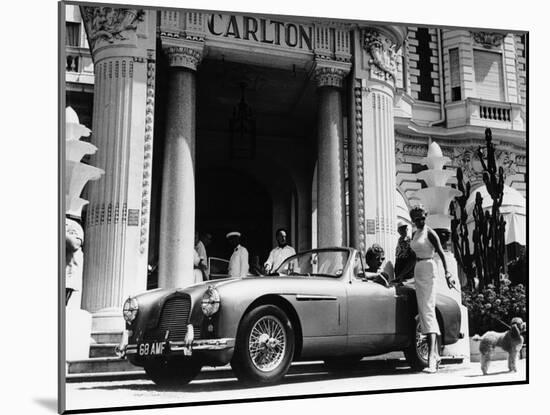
138, 342, 165, 356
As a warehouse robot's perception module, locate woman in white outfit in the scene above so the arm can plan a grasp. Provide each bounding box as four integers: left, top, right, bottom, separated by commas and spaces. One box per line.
409, 205, 455, 373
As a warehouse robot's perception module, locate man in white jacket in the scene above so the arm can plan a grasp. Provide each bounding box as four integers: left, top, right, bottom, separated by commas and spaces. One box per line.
227, 231, 249, 278
264, 228, 296, 274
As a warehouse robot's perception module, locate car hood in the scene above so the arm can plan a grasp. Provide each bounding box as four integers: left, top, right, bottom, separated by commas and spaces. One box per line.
134, 274, 342, 304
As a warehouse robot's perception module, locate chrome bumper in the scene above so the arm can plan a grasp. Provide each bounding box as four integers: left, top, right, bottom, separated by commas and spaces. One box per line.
116, 328, 234, 358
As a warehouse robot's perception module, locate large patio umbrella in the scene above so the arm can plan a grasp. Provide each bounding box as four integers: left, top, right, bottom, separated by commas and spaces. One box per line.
465, 184, 526, 246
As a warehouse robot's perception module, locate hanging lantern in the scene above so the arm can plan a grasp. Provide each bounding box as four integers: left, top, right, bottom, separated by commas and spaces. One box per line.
229, 82, 256, 159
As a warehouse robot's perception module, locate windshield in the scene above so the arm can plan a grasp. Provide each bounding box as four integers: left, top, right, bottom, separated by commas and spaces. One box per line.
274, 249, 350, 278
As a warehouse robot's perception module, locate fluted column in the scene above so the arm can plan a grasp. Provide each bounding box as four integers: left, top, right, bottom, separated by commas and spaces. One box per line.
80, 7, 157, 329
349, 27, 406, 263
158, 43, 203, 288
314, 64, 349, 248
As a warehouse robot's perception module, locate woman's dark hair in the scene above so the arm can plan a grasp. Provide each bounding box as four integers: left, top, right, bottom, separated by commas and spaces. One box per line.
365, 244, 385, 261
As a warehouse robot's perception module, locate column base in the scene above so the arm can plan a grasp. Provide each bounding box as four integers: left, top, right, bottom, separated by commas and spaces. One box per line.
66, 308, 92, 360
91, 307, 125, 333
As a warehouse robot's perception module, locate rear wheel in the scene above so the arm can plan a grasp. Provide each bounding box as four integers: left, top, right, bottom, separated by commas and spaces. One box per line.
404, 318, 441, 370
231, 305, 295, 384
144, 357, 202, 387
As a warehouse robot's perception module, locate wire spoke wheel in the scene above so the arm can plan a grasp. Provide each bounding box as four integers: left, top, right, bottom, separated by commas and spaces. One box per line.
231, 304, 294, 384
404, 316, 442, 370
248, 315, 287, 372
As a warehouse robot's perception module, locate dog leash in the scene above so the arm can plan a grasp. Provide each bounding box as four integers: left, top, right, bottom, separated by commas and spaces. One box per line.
494, 318, 511, 330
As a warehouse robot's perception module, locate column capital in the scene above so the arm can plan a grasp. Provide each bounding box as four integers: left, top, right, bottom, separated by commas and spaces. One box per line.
162, 38, 204, 71
81, 7, 145, 53
314, 60, 351, 88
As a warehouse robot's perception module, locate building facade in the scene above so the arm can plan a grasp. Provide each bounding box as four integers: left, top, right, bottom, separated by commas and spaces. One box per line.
64, 5, 527, 330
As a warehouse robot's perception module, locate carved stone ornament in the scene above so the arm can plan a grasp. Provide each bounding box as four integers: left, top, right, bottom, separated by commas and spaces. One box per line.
82, 7, 145, 49
495, 150, 518, 179
471, 31, 506, 49
314, 67, 347, 88
166, 46, 203, 71
362, 30, 397, 81
449, 147, 484, 184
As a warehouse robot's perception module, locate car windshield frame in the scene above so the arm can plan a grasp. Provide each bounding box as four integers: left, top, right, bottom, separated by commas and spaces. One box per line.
273, 247, 353, 279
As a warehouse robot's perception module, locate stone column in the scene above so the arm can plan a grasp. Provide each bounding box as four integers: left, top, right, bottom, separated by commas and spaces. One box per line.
158, 42, 203, 289
80, 7, 157, 331
349, 27, 406, 263
314, 64, 350, 248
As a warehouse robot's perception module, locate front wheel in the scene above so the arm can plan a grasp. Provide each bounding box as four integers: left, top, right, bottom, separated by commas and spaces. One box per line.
231, 305, 295, 384
403, 318, 441, 370
144, 357, 202, 387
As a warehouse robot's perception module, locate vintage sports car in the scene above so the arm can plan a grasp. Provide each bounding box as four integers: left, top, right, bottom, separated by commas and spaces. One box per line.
117, 247, 462, 386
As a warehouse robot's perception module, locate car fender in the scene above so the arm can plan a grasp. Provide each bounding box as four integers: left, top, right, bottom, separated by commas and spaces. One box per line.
435, 293, 461, 345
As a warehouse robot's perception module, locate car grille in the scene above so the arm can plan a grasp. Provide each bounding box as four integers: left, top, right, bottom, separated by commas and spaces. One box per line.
157, 296, 201, 341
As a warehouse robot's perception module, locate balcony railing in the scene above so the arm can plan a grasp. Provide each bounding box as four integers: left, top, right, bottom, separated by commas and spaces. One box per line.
65, 46, 94, 85
446, 98, 524, 131
479, 104, 511, 122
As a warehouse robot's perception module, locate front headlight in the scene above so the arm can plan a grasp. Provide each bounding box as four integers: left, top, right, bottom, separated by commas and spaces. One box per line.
123, 297, 139, 324
201, 285, 220, 317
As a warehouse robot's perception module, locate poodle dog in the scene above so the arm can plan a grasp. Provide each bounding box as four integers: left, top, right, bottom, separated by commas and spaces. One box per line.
472, 317, 526, 375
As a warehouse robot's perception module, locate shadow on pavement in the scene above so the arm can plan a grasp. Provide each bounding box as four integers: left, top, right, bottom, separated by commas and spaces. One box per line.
75, 360, 418, 393
464, 369, 514, 377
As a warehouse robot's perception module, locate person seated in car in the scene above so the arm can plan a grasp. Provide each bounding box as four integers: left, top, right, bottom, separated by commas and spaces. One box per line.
364, 244, 390, 287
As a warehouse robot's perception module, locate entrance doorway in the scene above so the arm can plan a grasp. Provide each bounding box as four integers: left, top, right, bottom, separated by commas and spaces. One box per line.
194, 57, 318, 265
196, 167, 272, 264
148, 55, 318, 287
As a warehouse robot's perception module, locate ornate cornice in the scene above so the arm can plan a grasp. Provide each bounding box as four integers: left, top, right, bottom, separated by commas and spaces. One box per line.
165, 46, 203, 70
82, 7, 145, 50
471, 31, 506, 49
362, 29, 397, 81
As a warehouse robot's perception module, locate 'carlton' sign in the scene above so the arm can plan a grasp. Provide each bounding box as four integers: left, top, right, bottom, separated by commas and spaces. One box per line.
207, 14, 313, 51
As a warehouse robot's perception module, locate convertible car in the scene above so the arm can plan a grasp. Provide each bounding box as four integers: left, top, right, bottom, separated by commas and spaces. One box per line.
117, 247, 462, 386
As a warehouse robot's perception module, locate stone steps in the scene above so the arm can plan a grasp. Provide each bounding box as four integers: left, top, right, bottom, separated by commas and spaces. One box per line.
91, 331, 123, 344
67, 357, 137, 374
89, 343, 119, 358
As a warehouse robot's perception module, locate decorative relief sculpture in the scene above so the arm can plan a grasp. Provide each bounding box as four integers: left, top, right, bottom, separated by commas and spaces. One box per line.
394, 141, 406, 166
449, 147, 483, 184
495, 150, 518, 178
471, 31, 506, 49
82, 7, 145, 48
362, 29, 397, 81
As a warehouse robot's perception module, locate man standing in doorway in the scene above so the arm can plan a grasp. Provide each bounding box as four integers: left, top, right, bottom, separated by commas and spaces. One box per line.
195, 231, 212, 279
227, 231, 249, 278
264, 228, 296, 274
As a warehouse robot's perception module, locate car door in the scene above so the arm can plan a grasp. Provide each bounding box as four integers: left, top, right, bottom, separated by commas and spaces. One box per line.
345, 252, 400, 355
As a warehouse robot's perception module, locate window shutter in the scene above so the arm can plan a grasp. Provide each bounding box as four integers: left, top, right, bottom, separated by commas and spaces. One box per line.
474, 50, 504, 101
66, 22, 80, 47
450, 49, 460, 87
449, 48, 461, 101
